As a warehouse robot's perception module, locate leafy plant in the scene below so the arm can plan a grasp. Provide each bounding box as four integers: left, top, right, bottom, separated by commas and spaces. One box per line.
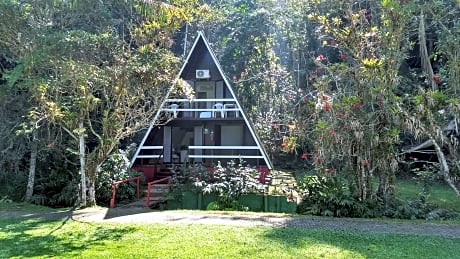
0, 196, 12, 203
392, 198, 458, 220
165, 164, 212, 203
297, 173, 379, 218
96, 147, 140, 205
29, 168, 79, 207
168, 160, 267, 211
200, 160, 267, 210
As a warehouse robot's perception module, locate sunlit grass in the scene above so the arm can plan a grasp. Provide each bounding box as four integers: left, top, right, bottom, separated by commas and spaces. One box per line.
0, 217, 459, 259
396, 180, 460, 212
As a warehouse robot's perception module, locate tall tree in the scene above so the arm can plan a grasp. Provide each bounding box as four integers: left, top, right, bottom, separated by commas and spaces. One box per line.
2, 0, 207, 206
295, 0, 415, 205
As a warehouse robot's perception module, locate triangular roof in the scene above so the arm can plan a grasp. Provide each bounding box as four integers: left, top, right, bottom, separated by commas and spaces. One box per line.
130, 31, 273, 169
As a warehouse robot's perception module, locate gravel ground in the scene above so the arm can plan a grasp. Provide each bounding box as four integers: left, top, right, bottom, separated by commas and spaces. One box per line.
2, 206, 460, 238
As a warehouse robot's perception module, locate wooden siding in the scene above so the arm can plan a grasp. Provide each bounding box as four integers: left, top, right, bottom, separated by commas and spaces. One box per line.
180, 38, 222, 81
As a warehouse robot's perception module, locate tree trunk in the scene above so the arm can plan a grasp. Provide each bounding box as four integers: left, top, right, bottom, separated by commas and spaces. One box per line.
431, 138, 460, 196
377, 169, 395, 206
419, 10, 437, 90
25, 131, 38, 202
79, 121, 87, 207
86, 164, 97, 206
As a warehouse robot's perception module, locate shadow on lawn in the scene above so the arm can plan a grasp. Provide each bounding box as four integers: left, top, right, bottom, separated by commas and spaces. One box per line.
103, 205, 153, 219
262, 217, 460, 258
0, 216, 137, 258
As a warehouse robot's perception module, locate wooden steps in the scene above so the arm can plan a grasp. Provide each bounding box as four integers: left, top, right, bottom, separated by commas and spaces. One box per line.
145, 183, 171, 209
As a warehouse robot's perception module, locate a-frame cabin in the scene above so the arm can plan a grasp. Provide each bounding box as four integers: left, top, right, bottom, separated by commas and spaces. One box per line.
130, 32, 272, 180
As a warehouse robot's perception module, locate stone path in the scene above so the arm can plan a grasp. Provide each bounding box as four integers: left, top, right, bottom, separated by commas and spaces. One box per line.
70, 206, 460, 238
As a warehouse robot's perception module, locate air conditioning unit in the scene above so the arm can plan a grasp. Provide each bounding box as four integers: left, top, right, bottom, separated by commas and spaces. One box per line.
196, 69, 210, 79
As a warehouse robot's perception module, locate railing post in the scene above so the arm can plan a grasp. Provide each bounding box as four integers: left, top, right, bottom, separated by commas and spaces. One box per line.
136, 176, 140, 199
110, 183, 117, 208
145, 183, 151, 207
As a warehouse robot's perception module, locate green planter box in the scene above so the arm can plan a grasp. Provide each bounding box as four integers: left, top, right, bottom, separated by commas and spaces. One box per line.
200, 193, 219, 210
165, 191, 297, 214
265, 195, 297, 214
173, 192, 218, 210
165, 199, 181, 210
182, 191, 199, 210
238, 194, 264, 212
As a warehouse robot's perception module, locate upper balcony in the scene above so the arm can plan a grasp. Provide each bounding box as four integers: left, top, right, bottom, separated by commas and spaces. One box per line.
160, 98, 241, 120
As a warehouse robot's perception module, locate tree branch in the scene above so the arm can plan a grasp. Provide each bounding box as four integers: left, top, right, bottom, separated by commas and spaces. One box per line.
431, 137, 460, 196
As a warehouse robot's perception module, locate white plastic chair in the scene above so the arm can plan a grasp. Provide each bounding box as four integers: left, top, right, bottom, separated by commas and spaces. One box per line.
212, 103, 224, 118
223, 103, 239, 118
170, 104, 179, 118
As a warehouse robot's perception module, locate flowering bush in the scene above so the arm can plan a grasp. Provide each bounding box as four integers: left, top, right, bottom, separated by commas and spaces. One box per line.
200, 160, 268, 209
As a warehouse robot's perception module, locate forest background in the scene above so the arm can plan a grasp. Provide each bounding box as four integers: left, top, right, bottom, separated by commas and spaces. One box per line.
0, 0, 459, 217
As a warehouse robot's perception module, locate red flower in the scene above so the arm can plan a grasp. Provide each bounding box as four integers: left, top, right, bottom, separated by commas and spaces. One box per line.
352, 103, 361, 110
323, 103, 332, 111
281, 143, 286, 147
288, 95, 294, 100
338, 112, 345, 120
340, 53, 347, 61
362, 160, 369, 167
322, 95, 329, 101
328, 129, 335, 136
325, 168, 336, 175
432, 76, 441, 85
316, 55, 326, 61
303, 97, 309, 103
233, 75, 237, 81
273, 124, 279, 129
301, 153, 308, 160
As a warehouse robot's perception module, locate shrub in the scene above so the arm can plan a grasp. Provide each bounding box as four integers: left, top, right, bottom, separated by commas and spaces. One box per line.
165, 164, 211, 203
168, 160, 267, 211
392, 197, 458, 220
96, 147, 140, 205
31, 168, 79, 207
200, 160, 267, 210
297, 174, 379, 218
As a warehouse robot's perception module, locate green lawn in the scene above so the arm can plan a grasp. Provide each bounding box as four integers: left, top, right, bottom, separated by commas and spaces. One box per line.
396, 180, 460, 212
0, 215, 459, 259
1, 178, 460, 258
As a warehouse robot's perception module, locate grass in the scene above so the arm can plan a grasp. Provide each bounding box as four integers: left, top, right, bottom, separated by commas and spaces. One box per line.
395, 180, 460, 212
0, 215, 459, 259
1, 178, 459, 258
0, 201, 68, 212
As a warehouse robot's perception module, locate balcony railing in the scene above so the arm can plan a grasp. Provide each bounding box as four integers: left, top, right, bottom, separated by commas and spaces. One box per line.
136, 145, 264, 163
188, 145, 264, 159
161, 99, 240, 119
136, 146, 163, 159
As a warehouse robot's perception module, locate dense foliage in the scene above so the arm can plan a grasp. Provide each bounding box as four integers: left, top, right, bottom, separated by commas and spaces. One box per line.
168, 161, 267, 211
1, 0, 459, 217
